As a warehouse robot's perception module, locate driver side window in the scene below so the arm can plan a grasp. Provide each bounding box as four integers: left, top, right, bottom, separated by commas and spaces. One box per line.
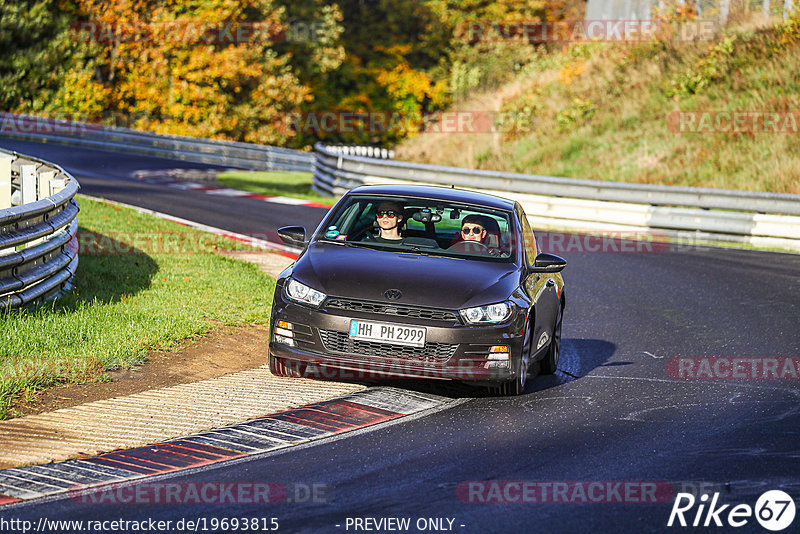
333, 201, 372, 241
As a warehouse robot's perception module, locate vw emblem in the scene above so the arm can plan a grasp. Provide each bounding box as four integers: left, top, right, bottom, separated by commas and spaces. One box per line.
384, 289, 403, 300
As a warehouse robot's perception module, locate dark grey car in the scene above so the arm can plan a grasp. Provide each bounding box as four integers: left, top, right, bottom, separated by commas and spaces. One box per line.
268, 184, 565, 395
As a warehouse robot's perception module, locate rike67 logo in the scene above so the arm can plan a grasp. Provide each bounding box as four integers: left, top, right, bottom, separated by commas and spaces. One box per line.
668, 490, 796, 531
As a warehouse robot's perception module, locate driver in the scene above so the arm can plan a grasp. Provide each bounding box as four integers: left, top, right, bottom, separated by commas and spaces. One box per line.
460, 215, 487, 244
454, 214, 501, 255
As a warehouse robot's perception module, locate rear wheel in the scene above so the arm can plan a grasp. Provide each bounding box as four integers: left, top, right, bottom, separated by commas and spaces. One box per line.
541, 306, 563, 375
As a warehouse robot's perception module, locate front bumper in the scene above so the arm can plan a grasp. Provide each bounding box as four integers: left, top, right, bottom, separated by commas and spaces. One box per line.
269, 285, 527, 384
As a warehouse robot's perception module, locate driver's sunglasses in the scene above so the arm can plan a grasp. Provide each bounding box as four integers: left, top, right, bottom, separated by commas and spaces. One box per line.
377, 210, 399, 218
461, 226, 484, 235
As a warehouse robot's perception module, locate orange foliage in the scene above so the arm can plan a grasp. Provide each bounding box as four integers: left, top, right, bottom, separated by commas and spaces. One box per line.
65, 0, 310, 144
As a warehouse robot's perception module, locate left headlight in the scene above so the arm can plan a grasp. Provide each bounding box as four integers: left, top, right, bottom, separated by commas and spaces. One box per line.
460, 301, 513, 325
285, 278, 327, 308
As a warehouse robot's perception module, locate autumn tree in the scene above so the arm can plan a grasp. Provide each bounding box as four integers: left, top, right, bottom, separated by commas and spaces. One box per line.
2, 0, 582, 147
0, 0, 99, 114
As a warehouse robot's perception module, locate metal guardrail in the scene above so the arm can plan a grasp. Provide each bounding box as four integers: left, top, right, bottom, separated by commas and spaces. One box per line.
312, 143, 800, 251
0, 148, 80, 309
0, 112, 314, 172
586, 0, 795, 27
313, 143, 800, 215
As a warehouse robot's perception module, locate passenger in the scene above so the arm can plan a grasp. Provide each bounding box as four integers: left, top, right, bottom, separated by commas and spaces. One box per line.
365, 200, 405, 243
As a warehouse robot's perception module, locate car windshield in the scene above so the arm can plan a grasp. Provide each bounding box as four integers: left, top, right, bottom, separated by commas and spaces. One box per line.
314, 195, 517, 262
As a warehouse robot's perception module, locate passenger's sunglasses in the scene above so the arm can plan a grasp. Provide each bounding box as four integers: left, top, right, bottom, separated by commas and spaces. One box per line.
377, 210, 399, 218
461, 226, 484, 235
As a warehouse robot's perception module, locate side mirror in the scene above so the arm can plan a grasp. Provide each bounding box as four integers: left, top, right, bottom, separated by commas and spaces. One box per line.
278, 226, 307, 248
530, 252, 567, 273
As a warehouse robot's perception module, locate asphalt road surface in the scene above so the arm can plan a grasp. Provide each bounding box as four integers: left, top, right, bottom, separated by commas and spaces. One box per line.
0, 138, 328, 240
2, 138, 800, 533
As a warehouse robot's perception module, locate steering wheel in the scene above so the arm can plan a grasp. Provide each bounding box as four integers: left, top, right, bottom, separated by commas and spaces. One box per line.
448, 240, 489, 253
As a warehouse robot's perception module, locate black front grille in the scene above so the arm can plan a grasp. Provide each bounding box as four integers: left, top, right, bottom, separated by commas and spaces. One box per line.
325, 299, 459, 322
319, 329, 457, 363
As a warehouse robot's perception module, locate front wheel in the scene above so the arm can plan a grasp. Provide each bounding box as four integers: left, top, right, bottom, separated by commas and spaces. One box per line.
494, 319, 532, 396
540, 306, 563, 375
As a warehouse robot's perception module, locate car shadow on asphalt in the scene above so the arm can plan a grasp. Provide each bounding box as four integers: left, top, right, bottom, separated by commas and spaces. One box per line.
341, 337, 616, 400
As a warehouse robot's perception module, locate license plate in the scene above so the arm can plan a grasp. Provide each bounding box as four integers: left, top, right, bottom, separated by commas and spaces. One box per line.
349, 320, 426, 347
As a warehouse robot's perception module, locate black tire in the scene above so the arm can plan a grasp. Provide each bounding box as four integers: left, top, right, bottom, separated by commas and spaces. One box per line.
494, 318, 533, 396
541, 306, 563, 375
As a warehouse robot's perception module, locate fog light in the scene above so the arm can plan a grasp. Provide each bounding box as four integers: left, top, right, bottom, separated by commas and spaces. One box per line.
274, 334, 295, 347
275, 327, 293, 338
487, 345, 509, 361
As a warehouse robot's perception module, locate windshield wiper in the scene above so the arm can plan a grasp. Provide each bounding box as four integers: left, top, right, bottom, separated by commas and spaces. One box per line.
321, 239, 358, 247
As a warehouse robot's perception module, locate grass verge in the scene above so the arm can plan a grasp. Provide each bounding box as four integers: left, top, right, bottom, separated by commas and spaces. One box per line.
397, 15, 800, 194
0, 196, 276, 419
216, 170, 337, 206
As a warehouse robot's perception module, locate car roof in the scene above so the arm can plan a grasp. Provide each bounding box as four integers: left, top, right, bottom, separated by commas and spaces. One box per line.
346, 184, 517, 211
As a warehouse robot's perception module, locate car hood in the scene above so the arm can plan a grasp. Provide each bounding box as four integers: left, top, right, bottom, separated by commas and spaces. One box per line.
291, 242, 521, 309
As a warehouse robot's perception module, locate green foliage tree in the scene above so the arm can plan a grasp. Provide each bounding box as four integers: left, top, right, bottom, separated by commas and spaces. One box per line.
1, 0, 580, 147
0, 0, 95, 113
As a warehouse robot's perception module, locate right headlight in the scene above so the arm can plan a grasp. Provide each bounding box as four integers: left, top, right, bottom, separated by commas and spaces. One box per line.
285, 278, 327, 308
460, 301, 513, 325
